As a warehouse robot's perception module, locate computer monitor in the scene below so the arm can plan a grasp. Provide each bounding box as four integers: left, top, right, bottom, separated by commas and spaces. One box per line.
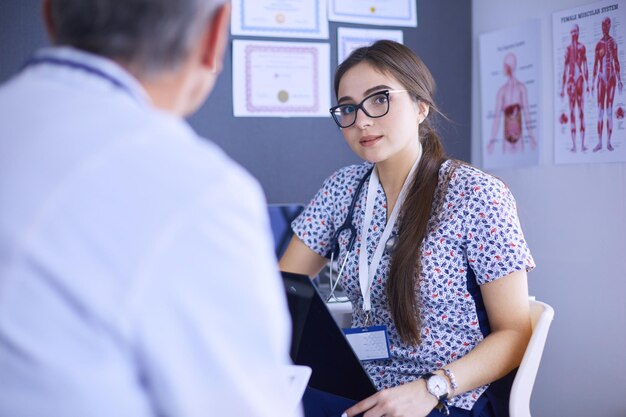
281, 271, 377, 401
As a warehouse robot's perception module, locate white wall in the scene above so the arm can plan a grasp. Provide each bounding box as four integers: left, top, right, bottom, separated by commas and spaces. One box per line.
472, 0, 626, 415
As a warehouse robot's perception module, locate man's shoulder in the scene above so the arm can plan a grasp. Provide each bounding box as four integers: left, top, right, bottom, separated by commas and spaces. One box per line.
85, 110, 262, 219
138, 120, 258, 195
129, 112, 252, 182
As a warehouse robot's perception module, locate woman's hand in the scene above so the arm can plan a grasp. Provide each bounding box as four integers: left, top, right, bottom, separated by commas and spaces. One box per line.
342, 378, 438, 417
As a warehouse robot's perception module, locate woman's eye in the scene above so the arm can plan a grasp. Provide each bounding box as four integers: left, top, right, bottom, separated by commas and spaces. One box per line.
372, 94, 389, 105
341, 105, 356, 115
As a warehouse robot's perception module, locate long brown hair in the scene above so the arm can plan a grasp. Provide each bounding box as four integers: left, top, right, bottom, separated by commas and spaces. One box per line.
334, 40, 448, 345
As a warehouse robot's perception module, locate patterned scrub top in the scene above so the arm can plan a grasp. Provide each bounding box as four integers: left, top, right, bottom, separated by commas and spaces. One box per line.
291, 159, 535, 410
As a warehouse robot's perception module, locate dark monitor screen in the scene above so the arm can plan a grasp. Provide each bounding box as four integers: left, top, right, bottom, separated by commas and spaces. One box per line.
281, 271, 377, 401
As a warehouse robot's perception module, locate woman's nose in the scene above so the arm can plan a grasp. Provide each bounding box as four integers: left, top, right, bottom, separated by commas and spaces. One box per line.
354, 108, 372, 128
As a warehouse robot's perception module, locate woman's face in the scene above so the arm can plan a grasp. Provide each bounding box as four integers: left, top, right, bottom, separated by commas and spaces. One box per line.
336, 62, 427, 165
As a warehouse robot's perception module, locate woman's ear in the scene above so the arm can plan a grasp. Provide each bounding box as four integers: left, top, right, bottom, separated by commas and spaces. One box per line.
417, 102, 430, 123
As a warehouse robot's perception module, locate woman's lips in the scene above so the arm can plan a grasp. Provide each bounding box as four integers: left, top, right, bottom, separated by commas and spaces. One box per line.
360, 135, 382, 147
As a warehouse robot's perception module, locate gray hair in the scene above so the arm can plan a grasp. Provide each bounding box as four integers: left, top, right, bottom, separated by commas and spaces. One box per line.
49, 0, 226, 76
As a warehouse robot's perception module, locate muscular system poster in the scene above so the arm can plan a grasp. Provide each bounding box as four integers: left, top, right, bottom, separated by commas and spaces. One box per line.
553, 1, 626, 164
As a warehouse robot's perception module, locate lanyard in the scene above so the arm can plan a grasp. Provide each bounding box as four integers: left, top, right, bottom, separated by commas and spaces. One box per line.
358, 145, 422, 313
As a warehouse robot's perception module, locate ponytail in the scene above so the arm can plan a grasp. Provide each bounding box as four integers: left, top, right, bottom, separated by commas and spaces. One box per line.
386, 122, 450, 345
333, 40, 456, 345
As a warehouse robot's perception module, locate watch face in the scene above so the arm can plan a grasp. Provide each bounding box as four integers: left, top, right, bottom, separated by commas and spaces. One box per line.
427, 374, 448, 397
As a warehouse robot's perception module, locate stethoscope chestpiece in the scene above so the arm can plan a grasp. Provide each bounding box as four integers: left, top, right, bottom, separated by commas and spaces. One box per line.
385, 234, 398, 253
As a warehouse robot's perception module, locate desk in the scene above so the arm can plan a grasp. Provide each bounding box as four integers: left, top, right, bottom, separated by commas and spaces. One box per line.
326, 299, 352, 328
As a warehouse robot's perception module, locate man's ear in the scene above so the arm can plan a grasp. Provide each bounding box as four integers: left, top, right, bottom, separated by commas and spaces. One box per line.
42, 0, 57, 42
201, 3, 231, 74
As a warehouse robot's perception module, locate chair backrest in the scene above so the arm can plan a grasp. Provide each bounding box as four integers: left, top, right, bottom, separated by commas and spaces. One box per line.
268, 204, 305, 258
509, 299, 555, 417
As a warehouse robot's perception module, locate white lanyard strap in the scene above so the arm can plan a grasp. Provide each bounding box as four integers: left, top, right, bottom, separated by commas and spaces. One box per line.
358, 147, 422, 312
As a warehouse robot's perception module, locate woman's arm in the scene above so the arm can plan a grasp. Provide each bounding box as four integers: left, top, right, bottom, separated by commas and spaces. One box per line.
279, 234, 328, 278
440, 269, 531, 396
343, 269, 531, 417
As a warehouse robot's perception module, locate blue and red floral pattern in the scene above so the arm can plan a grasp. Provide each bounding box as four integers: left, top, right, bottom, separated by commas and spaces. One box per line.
292, 159, 535, 410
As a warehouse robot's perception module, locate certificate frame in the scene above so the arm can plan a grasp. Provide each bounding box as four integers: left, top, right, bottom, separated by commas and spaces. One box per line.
232, 40, 331, 118
328, 0, 418, 27
231, 0, 329, 39
337, 27, 404, 64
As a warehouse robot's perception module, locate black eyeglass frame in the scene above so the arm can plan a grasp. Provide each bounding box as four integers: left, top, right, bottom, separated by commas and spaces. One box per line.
329, 89, 408, 128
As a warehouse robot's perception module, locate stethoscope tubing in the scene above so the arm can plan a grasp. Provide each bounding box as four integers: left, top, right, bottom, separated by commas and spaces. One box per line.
327, 166, 373, 301
22, 55, 135, 99
326, 164, 403, 301
328, 166, 374, 258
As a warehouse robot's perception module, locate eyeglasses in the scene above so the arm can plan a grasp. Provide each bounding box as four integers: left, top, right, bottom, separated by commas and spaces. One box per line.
329, 89, 408, 128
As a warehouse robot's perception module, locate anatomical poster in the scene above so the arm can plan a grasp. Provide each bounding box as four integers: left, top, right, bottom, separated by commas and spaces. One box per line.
479, 20, 541, 170
553, 0, 626, 164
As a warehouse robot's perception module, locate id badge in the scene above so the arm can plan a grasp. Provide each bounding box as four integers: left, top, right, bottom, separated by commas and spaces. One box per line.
343, 325, 391, 361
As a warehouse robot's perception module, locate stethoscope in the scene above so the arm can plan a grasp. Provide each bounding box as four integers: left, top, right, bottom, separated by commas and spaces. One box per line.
22, 55, 139, 102
326, 166, 398, 302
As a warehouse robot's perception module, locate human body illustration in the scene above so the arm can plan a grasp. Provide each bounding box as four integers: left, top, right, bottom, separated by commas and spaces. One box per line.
560, 24, 590, 152
591, 17, 623, 152
488, 52, 537, 154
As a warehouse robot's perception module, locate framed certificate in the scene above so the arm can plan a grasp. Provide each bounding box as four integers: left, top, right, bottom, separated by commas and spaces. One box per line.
329, 0, 417, 27
232, 40, 331, 117
337, 27, 404, 63
231, 0, 329, 39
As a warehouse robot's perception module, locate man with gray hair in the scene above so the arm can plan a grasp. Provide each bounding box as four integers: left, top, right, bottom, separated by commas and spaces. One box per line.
0, 1, 300, 416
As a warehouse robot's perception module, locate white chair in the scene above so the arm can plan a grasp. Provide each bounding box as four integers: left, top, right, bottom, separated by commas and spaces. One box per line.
509, 299, 555, 417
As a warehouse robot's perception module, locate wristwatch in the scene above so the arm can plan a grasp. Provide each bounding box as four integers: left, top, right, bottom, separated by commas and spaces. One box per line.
422, 372, 450, 415
423, 372, 449, 400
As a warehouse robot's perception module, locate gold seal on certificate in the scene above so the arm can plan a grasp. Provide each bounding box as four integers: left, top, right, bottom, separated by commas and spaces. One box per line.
275, 13, 286, 24
278, 90, 290, 103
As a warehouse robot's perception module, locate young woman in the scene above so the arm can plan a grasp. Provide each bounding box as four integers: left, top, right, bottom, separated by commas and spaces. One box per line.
279, 40, 535, 417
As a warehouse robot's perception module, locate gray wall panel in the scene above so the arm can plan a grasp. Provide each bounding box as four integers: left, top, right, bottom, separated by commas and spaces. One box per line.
0, 1, 471, 204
